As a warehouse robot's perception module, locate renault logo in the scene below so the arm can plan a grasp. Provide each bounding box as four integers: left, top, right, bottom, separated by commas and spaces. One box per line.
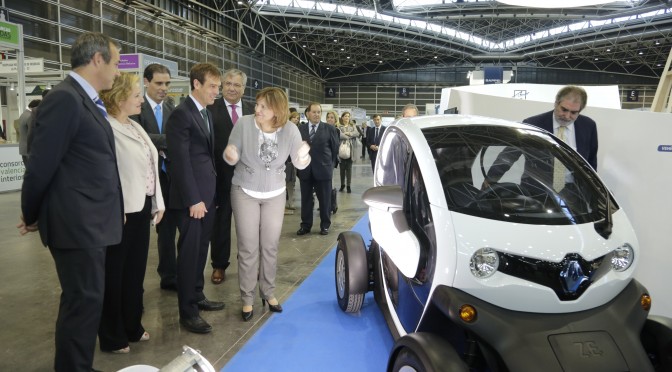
560, 260, 589, 293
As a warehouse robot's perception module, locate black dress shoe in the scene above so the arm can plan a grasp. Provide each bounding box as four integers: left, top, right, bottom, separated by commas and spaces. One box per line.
197, 298, 225, 311
297, 227, 311, 235
339, 185, 345, 192
347, 186, 352, 193
180, 316, 212, 334
320, 229, 329, 235
242, 309, 254, 321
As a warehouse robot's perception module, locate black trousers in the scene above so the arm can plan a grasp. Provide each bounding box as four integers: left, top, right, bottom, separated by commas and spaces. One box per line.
175, 200, 216, 319
98, 196, 152, 351
210, 191, 233, 271
156, 170, 178, 286
299, 177, 332, 231
50, 245, 106, 372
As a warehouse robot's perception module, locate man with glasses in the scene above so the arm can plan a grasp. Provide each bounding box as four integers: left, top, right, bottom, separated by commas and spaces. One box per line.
207, 69, 254, 285
523, 85, 598, 170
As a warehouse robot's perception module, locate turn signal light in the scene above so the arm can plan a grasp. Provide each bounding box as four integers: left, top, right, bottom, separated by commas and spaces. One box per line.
640, 294, 652, 311
459, 304, 477, 323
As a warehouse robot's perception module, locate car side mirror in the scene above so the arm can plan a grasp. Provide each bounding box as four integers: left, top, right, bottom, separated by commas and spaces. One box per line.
363, 186, 421, 278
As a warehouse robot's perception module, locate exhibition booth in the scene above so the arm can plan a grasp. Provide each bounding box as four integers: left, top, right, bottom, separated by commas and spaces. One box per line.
439, 83, 672, 318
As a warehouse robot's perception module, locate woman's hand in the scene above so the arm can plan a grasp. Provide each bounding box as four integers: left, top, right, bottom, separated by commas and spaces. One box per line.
224, 144, 239, 164
154, 210, 164, 225
296, 141, 311, 168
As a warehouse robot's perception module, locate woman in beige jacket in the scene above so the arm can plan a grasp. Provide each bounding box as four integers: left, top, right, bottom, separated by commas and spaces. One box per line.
98, 72, 165, 354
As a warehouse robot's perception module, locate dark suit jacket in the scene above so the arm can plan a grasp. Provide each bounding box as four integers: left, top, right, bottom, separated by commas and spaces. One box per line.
366, 125, 386, 156
207, 98, 254, 204
21, 75, 123, 248
165, 96, 217, 209
523, 111, 598, 170
297, 122, 339, 181
130, 99, 175, 169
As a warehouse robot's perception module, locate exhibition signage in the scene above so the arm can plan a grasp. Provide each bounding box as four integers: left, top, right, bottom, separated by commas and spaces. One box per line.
484, 67, 504, 84
119, 53, 178, 77
0, 145, 24, 192
325, 87, 337, 97
0, 20, 19, 47
0, 58, 43, 73
626, 90, 639, 102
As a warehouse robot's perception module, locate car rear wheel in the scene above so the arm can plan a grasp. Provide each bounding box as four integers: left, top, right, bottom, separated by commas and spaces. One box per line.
389, 333, 468, 372
335, 231, 369, 312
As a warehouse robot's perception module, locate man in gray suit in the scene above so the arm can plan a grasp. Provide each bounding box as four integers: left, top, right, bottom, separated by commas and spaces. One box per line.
17, 99, 40, 165
131, 63, 178, 291
207, 68, 254, 284
18, 32, 123, 372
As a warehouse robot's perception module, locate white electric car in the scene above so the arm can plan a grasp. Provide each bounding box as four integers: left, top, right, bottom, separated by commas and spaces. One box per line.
335, 115, 672, 372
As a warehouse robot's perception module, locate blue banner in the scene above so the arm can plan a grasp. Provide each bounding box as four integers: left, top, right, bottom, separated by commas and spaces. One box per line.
484, 67, 503, 84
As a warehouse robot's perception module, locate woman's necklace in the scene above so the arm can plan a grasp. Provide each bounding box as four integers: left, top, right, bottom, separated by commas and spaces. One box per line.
258, 123, 279, 170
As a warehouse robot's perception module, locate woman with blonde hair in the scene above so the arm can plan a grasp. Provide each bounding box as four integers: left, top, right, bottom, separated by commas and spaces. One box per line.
337, 111, 360, 193
224, 87, 310, 321
326, 110, 338, 126
98, 72, 165, 353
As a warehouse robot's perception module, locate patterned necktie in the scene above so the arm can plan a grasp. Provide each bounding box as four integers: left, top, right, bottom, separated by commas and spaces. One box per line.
310, 124, 316, 140
230, 104, 239, 125
94, 97, 107, 118
375, 127, 379, 143
154, 104, 163, 133
200, 108, 210, 133
552, 125, 567, 192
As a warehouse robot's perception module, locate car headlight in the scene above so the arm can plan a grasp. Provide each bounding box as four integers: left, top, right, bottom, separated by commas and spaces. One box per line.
470, 247, 499, 278
610, 243, 634, 272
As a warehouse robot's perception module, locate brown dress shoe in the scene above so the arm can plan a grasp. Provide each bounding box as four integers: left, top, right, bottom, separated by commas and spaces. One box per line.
211, 268, 225, 284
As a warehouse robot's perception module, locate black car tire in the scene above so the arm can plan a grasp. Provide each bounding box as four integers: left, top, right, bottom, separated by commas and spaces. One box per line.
389, 333, 468, 372
335, 231, 369, 312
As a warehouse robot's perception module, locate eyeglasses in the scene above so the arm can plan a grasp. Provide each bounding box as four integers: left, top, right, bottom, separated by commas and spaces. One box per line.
224, 81, 243, 89
558, 105, 580, 115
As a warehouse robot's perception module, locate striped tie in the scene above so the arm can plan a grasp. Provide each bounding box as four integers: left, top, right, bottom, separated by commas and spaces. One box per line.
309, 124, 316, 140
94, 97, 108, 118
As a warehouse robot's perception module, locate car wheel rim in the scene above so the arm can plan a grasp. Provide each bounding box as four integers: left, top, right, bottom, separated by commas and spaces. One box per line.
336, 249, 345, 299
399, 366, 418, 372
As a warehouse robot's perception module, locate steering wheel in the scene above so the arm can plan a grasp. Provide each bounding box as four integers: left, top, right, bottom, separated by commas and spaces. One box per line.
471, 182, 546, 212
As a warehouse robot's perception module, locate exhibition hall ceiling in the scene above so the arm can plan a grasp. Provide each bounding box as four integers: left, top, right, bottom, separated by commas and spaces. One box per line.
130, 0, 672, 81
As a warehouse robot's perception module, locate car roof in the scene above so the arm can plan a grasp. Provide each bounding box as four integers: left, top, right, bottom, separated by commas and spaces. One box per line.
393, 114, 536, 132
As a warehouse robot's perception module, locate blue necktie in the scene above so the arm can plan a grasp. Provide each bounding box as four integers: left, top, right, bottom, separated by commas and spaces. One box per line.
94, 97, 107, 118
154, 104, 163, 133
309, 124, 316, 140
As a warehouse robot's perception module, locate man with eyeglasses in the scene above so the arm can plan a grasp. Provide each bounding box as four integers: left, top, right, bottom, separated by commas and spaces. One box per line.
523, 85, 598, 170
207, 68, 254, 285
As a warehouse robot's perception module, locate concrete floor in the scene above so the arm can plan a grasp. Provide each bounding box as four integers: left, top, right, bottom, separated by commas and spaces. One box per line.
0, 159, 373, 371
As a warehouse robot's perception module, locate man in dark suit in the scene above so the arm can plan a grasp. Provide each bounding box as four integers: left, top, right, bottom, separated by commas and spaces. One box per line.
166, 63, 224, 334
18, 32, 123, 372
297, 102, 339, 236
523, 85, 598, 170
207, 68, 254, 285
367, 114, 386, 171
130, 63, 178, 291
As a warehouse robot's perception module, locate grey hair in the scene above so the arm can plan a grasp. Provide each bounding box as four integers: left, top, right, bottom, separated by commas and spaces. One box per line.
223, 68, 248, 87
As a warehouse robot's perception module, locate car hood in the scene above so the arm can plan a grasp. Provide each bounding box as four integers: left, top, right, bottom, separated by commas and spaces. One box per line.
434, 207, 639, 313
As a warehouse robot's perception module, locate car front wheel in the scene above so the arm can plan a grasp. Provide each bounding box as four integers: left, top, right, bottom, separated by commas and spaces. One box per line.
335, 231, 369, 312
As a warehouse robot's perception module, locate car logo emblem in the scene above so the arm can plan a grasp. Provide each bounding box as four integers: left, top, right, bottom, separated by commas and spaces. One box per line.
560, 260, 588, 293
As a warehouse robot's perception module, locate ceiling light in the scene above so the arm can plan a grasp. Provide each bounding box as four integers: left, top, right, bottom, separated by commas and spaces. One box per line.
320, 60, 323, 63
10, 83, 15, 91
46, 82, 52, 89
302, 45, 306, 47
346, 56, 350, 59
292, 36, 296, 39
333, 39, 337, 42
326, 67, 330, 70
497, 0, 613, 8
404, 50, 408, 53
606, 48, 611, 52
376, 53, 379, 56
311, 53, 315, 55
379, 60, 383, 63
638, 51, 643, 55
594, 58, 599, 61
434, 56, 438, 59
626, 61, 630, 64
340, 48, 344, 51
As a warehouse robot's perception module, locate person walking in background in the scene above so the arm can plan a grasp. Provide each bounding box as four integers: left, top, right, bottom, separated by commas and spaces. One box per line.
285, 111, 301, 213
523, 85, 598, 170
367, 114, 386, 171
131, 63, 178, 291
18, 32, 123, 372
208, 68, 254, 285
337, 111, 359, 193
166, 63, 224, 334
296, 102, 339, 236
18, 99, 40, 165
98, 72, 165, 354
358, 119, 368, 160
224, 87, 310, 321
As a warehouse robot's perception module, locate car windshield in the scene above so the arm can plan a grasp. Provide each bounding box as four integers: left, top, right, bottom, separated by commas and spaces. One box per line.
425, 125, 617, 225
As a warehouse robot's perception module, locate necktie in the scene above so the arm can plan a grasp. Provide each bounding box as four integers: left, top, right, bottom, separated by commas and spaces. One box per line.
230, 104, 239, 125
375, 127, 379, 143
309, 124, 316, 140
200, 108, 210, 133
552, 125, 567, 192
94, 97, 107, 118
154, 104, 163, 133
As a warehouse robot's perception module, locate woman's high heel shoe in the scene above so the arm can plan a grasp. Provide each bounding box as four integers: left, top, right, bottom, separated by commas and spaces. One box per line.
262, 298, 283, 313
242, 305, 254, 321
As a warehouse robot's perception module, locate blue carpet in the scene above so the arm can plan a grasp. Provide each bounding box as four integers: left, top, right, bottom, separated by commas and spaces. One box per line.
223, 214, 394, 371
